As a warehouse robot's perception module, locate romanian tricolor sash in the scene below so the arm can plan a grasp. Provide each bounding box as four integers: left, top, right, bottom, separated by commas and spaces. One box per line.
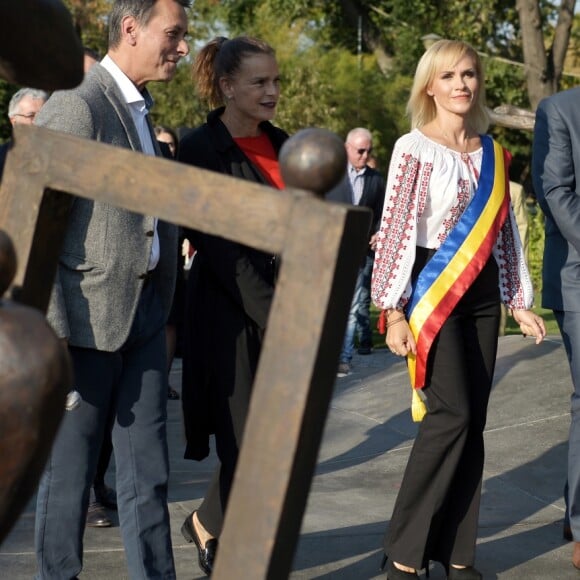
406, 135, 510, 390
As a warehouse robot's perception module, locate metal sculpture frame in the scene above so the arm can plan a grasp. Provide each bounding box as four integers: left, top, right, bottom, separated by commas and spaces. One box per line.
0, 124, 371, 579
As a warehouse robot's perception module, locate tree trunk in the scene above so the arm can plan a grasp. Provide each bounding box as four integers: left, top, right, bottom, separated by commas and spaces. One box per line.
517, 0, 575, 109
338, 0, 394, 74
516, 0, 552, 108
552, 0, 575, 87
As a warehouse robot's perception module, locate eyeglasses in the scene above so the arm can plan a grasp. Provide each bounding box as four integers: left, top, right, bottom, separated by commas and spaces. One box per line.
347, 143, 372, 156
11, 113, 37, 120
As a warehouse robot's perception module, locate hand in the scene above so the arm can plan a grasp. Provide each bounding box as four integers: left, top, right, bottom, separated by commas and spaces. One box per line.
386, 317, 416, 357
512, 309, 546, 344
369, 233, 378, 252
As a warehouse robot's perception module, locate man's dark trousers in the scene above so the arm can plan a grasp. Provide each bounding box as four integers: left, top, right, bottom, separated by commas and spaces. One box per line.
555, 310, 580, 540
35, 280, 175, 579
339, 253, 374, 364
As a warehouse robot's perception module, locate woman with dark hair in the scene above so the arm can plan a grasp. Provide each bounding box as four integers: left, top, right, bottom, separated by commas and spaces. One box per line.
372, 40, 545, 579
177, 36, 287, 576
154, 124, 179, 158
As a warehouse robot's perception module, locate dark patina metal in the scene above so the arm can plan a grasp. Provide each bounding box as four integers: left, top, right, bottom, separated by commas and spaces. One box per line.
0, 13, 370, 570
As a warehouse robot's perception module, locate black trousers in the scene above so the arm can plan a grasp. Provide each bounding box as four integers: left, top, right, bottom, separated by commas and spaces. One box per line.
196, 328, 257, 537
385, 247, 501, 569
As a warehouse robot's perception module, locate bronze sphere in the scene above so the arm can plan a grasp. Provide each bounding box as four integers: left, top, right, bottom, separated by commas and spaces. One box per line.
279, 128, 346, 198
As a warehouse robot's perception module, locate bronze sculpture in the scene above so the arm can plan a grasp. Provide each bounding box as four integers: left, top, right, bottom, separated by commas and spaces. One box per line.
0, 0, 83, 90
0, 231, 71, 544
0, 4, 371, 578
0, 0, 81, 544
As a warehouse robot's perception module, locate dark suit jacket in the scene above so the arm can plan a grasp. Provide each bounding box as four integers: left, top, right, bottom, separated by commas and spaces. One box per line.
178, 107, 289, 460
326, 164, 386, 254
0, 140, 11, 179
532, 86, 580, 312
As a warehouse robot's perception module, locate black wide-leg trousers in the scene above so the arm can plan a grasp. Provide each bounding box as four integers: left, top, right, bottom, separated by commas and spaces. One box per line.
385, 248, 501, 569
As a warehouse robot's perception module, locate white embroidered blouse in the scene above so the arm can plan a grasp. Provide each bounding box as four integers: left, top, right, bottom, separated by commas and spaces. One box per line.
371, 129, 533, 312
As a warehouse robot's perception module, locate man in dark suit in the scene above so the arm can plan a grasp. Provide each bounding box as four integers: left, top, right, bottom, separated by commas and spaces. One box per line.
33, 1, 190, 578
326, 127, 386, 377
533, 86, 580, 570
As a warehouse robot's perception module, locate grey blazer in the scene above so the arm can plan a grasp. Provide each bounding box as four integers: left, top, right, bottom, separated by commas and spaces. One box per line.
35, 64, 177, 351
532, 86, 580, 312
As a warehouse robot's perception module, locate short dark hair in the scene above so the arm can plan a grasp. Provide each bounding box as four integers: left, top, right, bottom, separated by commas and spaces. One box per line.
108, 0, 191, 48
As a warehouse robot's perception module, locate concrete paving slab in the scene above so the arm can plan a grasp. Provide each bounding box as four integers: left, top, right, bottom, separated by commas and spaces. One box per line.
0, 335, 577, 579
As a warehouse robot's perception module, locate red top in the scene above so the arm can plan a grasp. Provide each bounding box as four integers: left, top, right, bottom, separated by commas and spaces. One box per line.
233, 133, 284, 189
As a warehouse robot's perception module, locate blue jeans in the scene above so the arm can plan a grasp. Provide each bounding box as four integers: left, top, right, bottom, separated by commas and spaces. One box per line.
555, 310, 580, 541
339, 253, 373, 364
35, 282, 175, 579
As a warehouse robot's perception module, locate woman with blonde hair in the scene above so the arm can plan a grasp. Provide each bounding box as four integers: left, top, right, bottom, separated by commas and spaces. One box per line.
372, 39, 545, 579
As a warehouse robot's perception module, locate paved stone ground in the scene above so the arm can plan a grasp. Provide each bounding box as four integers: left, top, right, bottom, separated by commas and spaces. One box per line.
1, 335, 577, 579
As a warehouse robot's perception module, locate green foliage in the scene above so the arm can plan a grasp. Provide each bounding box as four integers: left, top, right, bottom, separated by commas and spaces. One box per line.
0, 80, 18, 143
62, 0, 111, 57
148, 64, 205, 133
180, 2, 410, 169
0, 0, 564, 336
485, 57, 534, 180
527, 204, 546, 297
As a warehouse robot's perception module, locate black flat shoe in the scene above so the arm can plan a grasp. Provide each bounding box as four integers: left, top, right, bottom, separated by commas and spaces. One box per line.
86, 501, 112, 528
446, 565, 482, 580
181, 511, 217, 576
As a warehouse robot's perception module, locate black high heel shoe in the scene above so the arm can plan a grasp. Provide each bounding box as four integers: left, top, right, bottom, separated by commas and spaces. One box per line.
446, 565, 482, 580
181, 511, 218, 576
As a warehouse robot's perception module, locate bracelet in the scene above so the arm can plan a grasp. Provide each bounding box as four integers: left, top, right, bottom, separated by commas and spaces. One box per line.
386, 307, 404, 320
386, 315, 406, 328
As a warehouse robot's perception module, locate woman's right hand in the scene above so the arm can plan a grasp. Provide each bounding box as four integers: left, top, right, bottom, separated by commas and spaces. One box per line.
512, 309, 546, 344
386, 317, 416, 357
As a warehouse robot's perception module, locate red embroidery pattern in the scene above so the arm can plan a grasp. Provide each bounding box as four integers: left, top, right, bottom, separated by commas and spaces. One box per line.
372, 152, 431, 305
496, 218, 526, 309
436, 178, 471, 245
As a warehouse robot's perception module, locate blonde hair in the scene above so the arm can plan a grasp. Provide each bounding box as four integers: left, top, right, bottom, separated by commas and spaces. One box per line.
407, 39, 489, 133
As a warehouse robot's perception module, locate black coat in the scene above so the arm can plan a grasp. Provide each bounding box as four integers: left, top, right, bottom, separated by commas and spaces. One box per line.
178, 108, 289, 460
0, 140, 11, 179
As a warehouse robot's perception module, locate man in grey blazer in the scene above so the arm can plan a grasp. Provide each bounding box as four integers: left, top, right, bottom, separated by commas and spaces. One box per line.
33, 1, 190, 578
533, 86, 580, 570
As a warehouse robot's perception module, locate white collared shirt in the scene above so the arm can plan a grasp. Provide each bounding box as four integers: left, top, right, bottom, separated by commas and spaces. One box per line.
348, 164, 366, 205
101, 55, 160, 271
